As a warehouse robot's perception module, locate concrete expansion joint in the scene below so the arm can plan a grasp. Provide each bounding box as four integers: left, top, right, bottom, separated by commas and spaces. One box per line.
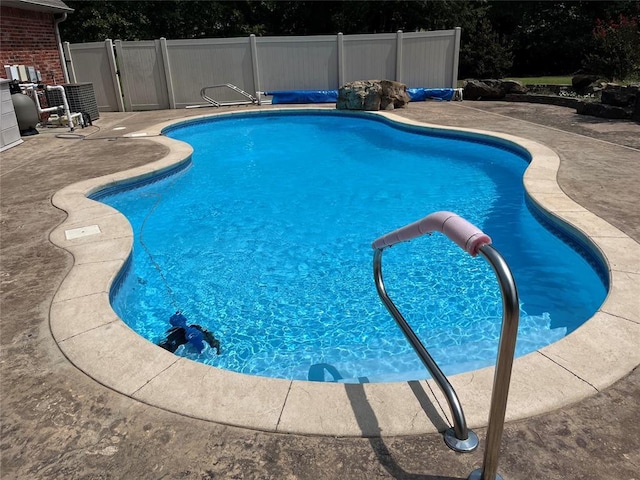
611, 266, 640, 276
537, 351, 600, 393
600, 309, 640, 325
275, 381, 294, 432
131, 358, 181, 397
56, 317, 120, 343
592, 233, 633, 239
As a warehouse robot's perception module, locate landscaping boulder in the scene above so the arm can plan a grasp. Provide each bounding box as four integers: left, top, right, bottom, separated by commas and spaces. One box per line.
576, 84, 639, 120
336, 80, 380, 110
572, 74, 608, 95
500, 80, 528, 94
576, 102, 631, 120
379, 80, 411, 109
601, 84, 638, 107
462, 79, 527, 100
463, 79, 504, 100
336, 80, 410, 111
633, 92, 640, 122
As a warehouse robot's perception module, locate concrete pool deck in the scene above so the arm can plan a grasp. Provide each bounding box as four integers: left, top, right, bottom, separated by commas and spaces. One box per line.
1, 101, 639, 479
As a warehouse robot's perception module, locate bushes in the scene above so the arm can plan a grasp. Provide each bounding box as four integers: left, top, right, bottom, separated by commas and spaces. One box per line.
582, 15, 640, 81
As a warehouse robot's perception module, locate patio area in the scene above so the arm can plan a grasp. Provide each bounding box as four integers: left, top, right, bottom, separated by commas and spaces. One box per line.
1, 100, 639, 479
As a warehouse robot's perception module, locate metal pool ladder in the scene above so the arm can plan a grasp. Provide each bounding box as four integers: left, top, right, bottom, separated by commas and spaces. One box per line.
372, 211, 520, 479
200, 84, 258, 107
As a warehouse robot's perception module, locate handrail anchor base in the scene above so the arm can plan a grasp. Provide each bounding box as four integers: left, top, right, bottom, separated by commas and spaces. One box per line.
468, 467, 504, 480
444, 427, 479, 452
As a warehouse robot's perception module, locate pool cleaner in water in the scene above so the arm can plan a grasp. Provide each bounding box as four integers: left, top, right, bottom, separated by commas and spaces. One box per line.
158, 312, 221, 355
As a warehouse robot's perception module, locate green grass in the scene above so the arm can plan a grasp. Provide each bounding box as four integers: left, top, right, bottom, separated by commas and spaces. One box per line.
456, 76, 573, 87
458, 75, 638, 87
504, 76, 573, 85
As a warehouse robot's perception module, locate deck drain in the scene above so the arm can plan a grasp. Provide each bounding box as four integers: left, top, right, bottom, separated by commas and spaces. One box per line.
65, 225, 101, 240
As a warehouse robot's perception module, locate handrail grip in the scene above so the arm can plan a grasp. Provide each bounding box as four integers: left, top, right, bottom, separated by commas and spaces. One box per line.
373, 248, 479, 453
371, 211, 491, 256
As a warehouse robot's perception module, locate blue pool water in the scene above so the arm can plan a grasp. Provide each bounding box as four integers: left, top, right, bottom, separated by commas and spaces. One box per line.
101, 111, 607, 383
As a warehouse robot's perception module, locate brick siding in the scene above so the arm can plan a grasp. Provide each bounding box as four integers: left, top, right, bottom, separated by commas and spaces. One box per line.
0, 6, 65, 84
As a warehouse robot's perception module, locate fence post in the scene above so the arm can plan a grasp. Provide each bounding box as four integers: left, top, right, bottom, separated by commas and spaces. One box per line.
105, 39, 125, 112
63, 42, 77, 83
396, 30, 403, 83
337, 32, 345, 87
249, 34, 261, 97
113, 40, 131, 112
159, 37, 176, 109
451, 27, 462, 88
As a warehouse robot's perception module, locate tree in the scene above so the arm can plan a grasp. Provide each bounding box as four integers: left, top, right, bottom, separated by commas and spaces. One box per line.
459, 16, 513, 79
60, 0, 639, 79
487, 0, 640, 77
60, 1, 267, 42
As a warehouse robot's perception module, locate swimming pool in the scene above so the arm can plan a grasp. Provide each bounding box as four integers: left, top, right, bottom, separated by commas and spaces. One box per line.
97, 111, 607, 383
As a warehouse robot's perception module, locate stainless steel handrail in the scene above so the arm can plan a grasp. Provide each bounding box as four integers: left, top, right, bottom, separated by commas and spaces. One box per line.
373, 248, 479, 453
200, 84, 258, 107
468, 244, 520, 480
371, 211, 520, 472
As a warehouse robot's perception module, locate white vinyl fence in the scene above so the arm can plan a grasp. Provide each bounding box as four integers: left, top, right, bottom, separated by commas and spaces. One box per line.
63, 40, 124, 112
65, 28, 461, 112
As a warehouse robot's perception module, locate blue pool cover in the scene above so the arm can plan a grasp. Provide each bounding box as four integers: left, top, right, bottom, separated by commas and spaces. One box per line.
265, 88, 455, 104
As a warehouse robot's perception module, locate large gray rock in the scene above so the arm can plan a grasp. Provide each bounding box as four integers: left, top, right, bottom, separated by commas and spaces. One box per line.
462, 79, 504, 100
633, 91, 640, 122
379, 80, 411, 110
577, 84, 639, 120
576, 102, 631, 119
336, 80, 410, 111
500, 80, 528, 94
572, 74, 600, 93
463, 79, 527, 100
572, 74, 608, 95
601, 84, 638, 107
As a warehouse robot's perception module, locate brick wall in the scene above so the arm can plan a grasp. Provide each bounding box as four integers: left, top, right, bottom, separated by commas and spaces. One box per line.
0, 6, 65, 84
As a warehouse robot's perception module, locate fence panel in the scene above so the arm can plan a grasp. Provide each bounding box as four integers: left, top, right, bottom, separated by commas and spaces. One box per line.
402, 30, 459, 88
343, 33, 397, 84
166, 37, 255, 108
68, 28, 460, 111
256, 35, 338, 92
67, 41, 120, 111
116, 40, 169, 111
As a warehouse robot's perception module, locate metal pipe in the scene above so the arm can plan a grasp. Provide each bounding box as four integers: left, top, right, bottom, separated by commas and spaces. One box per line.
54, 13, 70, 84
468, 244, 520, 480
373, 248, 479, 453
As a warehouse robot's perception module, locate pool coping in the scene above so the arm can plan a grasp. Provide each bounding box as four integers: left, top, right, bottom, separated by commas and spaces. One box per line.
49, 107, 640, 437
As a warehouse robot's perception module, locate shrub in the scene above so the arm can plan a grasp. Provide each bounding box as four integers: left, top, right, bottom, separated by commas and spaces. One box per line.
582, 15, 640, 81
